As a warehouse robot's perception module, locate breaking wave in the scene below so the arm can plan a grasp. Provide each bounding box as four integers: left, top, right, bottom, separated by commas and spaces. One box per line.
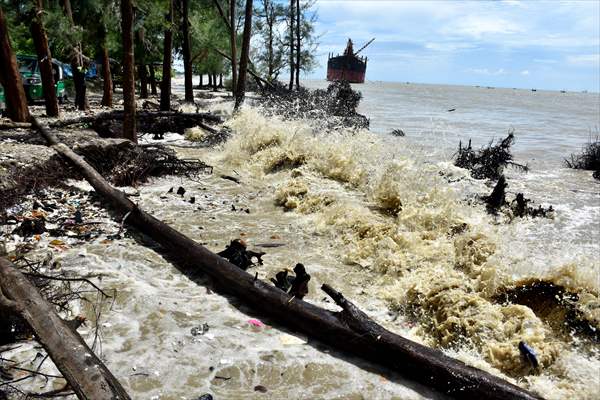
215, 107, 600, 399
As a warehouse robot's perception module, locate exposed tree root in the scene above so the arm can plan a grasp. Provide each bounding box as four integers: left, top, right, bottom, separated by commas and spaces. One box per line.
564, 137, 600, 180
258, 80, 370, 129
455, 131, 528, 180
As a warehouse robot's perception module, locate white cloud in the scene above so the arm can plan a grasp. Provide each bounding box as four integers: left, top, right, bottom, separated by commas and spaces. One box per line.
501, 0, 524, 6
424, 42, 477, 52
443, 15, 523, 38
567, 54, 600, 66
468, 68, 507, 76
521, 70, 530, 75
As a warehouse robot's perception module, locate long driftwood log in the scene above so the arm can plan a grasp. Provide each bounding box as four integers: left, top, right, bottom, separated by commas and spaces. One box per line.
1, 111, 222, 135
0, 257, 131, 400
31, 117, 543, 400
52, 110, 223, 127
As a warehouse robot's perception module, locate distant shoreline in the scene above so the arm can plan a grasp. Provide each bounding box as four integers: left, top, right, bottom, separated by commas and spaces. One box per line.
301, 77, 600, 94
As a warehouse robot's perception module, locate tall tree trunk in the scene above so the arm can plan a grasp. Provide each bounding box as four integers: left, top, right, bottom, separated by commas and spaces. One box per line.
295, 0, 300, 89
181, 0, 193, 102
160, 0, 173, 111
234, 0, 253, 110
30, 0, 59, 117
62, 0, 88, 110
266, 1, 274, 81
219, 73, 223, 87
71, 60, 88, 110
229, 0, 237, 96
0, 6, 30, 122
138, 65, 148, 98
208, 73, 213, 87
100, 26, 113, 107
149, 64, 157, 95
121, 0, 136, 143
136, 29, 148, 99
288, 0, 294, 91
198, 73, 203, 88
212, 73, 217, 91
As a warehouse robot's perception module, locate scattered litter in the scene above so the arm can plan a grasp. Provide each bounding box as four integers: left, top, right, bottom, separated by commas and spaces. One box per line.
518, 341, 539, 369
220, 174, 240, 184
13, 218, 46, 236
248, 319, 264, 328
177, 186, 186, 196
49, 239, 65, 247
279, 333, 307, 346
195, 394, 213, 400
254, 385, 268, 393
217, 239, 265, 270
190, 323, 210, 336
256, 243, 286, 248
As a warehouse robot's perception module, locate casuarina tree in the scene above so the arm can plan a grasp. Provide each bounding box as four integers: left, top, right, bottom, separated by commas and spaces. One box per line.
0, 6, 30, 122
234, 0, 252, 110
160, 0, 174, 111
121, 0, 136, 142
30, 0, 59, 117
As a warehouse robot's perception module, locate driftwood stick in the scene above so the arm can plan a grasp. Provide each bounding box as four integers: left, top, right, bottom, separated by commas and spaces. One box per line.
30, 117, 543, 400
0, 257, 131, 400
0, 121, 32, 130
322, 284, 383, 337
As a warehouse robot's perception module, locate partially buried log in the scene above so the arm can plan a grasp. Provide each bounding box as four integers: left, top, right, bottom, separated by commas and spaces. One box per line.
0, 257, 131, 400
30, 117, 543, 400
53, 111, 222, 138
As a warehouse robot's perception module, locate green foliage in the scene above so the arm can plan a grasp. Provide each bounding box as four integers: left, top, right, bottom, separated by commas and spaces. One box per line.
2, 1, 35, 55
253, 0, 318, 82
1, 0, 319, 85
253, 0, 287, 81
189, 0, 230, 75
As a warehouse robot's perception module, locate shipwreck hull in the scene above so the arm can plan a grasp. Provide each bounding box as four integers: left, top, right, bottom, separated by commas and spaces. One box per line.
327, 54, 366, 84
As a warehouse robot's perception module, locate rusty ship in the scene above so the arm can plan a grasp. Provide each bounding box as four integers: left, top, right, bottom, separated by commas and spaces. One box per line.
326, 38, 374, 83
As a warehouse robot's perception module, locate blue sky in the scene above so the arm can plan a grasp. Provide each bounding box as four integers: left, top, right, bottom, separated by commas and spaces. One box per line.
306, 0, 600, 91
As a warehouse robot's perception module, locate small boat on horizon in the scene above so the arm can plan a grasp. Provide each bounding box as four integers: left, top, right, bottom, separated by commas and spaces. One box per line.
327, 38, 374, 84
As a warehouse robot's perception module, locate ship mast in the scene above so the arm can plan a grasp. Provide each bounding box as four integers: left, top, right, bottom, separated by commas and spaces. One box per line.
354, 38, 375, 56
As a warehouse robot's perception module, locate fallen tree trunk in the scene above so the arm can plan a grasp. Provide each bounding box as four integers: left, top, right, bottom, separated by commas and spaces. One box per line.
1, 111, 222, 136
0, 121, 32, 130
31, 117, 543, 400
60, 111, 221, 137
51, 110, 222, 127
0, 257, 131, 400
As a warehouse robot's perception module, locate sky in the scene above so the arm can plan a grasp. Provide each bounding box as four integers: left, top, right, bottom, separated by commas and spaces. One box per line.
306, 0, 600, 91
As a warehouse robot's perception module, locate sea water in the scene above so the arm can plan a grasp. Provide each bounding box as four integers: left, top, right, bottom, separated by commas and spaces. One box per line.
5, 80, 599, 399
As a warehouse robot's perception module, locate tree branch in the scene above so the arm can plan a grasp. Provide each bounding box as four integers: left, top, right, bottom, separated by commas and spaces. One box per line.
211, 0, 232, 31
